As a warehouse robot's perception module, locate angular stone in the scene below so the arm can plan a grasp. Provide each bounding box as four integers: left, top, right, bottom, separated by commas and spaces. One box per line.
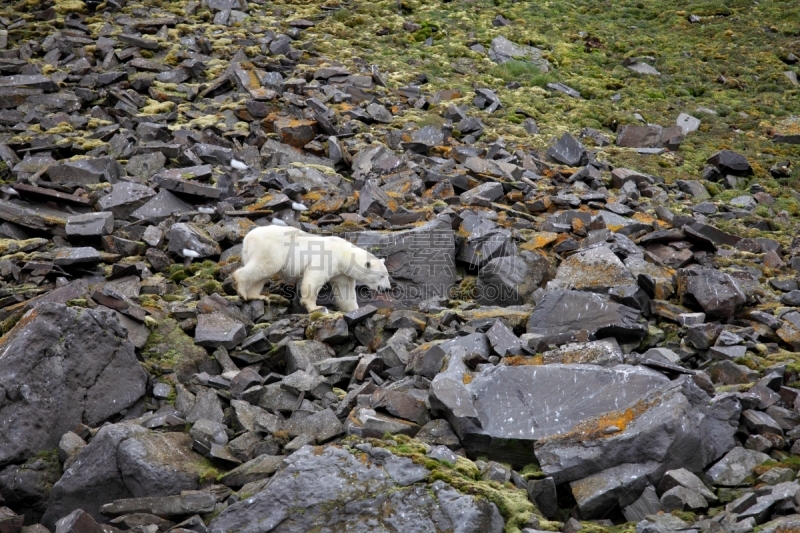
219, 454, 285, 488
0, 305, 147, 467
97, 182, 156, 219
209, 446, 502, 533
705, 447, 771, 486
55, 509, 103, 533
659, 485, 708, 512
707, 150, 752, 175
344, 407, 421, 438
546, 133, 587, 166
284, 408, 343, 442
130, 190, 194, 221
541, 339, 623, 366
65, 212, 114, 237
100, 491, 216, 518
526, 289, 647, 345
527, 478, 557, 519
476, 251, 553, 306
536, 378, 739, 495
168, 223, 221, 258
677, 268, 746, 319
47, 158, 123, 186
194, 312, 246, 349
622, 485, 661, 522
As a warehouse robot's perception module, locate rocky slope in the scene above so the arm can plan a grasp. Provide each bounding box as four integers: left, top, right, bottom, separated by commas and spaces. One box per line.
0, 0, 799, 532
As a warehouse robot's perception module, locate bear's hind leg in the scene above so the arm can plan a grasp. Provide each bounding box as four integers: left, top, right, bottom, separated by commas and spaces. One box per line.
299, 270, 328, 313
234, 262, 276, 301
330, 275, 358, 312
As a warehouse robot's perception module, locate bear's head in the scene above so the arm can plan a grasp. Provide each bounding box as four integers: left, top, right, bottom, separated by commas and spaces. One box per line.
351, 251, 391, 292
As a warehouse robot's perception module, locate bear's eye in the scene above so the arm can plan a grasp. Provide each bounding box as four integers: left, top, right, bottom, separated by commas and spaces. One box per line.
365, 261, 371, 268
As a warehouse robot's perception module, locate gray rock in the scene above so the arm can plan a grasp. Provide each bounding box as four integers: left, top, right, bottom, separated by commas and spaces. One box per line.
657, 468, 717, 502
705, 447, 771, 486
349, 217, 456, 304
47, 158, 123, 186
219, 454, 285, 488
116, 432, 204, 498
185, 389, 225, 424
434, 363, 668, 466
130, 189, 194, 221
99, 491, 216, 518
622, 485, 661, 522
485, 320, 522, 356
676, 113, 701, 135
527, 477, 557, 519
65, 212, 114, 237
344, 407, 421, 438
526, 289, 647, 345
660, 485, 708, 512
168, 222, 221, 258
427, 445, 459, 464
677, 268, 746, 319
540, 339, 623, 366
190, 418, 229, 450
546, 133, 587, 166
55, 509, 104, 533
676, 179, 710, 200
194, 312, 247, 349
283, 408, 343, 442
208, 446, 503, 533
476, 251, 553, 306
0, 304, 147, 467
58, 432, 86, 471
536, 378, 739, 496
53, 246, 103, 266
489, 36, 550, 72
570, 462, 657, 517
42, 423, 147, 527
708, 149, 752, 175
97, 182, 156, 219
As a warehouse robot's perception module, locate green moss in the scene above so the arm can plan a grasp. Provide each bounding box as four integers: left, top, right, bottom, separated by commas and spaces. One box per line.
195, 458, 225, 483
379, 435, 541, 533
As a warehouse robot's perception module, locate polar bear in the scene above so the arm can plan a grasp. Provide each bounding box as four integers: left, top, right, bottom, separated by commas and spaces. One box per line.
233, 225, 391, 313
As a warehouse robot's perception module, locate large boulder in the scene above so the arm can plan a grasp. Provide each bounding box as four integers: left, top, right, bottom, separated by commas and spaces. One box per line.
476, 251, 554, 306
526, 289, 647, 345
0, 304, 147, 467
535, 378, 740, 518
676, 268, 747, 319
349, 217, 457, 304
43, 426, 206, 528
208, 445, 504, 533
431, 363, 669, 466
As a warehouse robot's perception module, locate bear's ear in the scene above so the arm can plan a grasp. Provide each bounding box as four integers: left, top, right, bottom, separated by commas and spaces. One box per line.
365, 260, 371, 269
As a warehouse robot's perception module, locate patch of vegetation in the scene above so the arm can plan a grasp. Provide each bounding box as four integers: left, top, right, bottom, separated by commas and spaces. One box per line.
374, 434, 557, 533
489, 60, 553, 87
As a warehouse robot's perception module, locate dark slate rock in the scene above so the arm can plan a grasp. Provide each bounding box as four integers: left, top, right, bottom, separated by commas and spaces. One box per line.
208, 446, 503, 533
433, 363, 669, 466
349, 218, 457, 304
525, 289, 647, 344
97, 182, 156, 219
0, 304, 147, 468
194, 312, 247, 350
130, 190, 194, 221
65, 212, 114, 237
53, 246, 103, 266
707, 149, 752, 175
168, 223, 221, 258
100, 491, 216, 518
676, 268, 746, 319
55, 509, 104, 533
47, 158, 123, 186
485, 320, 522, 356
42, 423, 147, 528
219, 454, 285, 488
540, 379, 739, 516
476, 251, 553, 306
527, 478, 558, 519
706, 447, 771, 486
545, 132, 587, 166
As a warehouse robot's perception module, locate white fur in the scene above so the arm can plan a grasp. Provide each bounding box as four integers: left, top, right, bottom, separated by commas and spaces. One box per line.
233, 226, 391, 313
